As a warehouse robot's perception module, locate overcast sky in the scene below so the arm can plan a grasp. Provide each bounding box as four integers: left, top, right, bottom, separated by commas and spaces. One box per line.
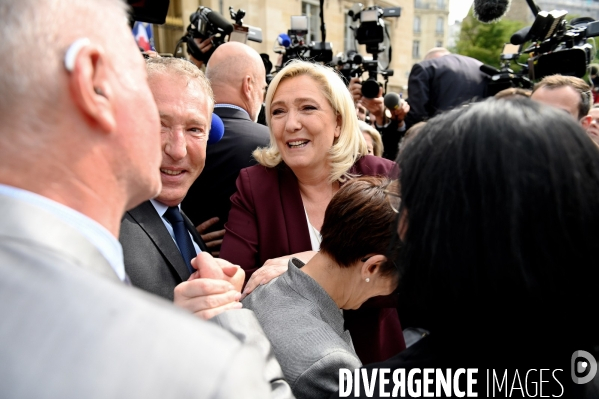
449, 0, 474, 24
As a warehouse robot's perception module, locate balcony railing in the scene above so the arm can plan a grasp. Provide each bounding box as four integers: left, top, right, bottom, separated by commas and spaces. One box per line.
415, 1, 448, 10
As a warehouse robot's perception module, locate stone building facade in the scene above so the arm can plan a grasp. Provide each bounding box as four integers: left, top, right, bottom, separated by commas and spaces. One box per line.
412, 0, 449, 63
151, 0, 415, 91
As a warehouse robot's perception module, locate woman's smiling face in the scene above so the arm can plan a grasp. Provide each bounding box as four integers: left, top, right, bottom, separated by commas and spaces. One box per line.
269, 75, 341, 173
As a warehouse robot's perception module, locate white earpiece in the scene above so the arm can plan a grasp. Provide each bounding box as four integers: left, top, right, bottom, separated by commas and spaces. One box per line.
64, 38, 91, 72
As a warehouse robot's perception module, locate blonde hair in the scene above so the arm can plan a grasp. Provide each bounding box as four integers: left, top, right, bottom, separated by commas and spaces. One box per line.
358, 120, 383, 157
253, 60, 368, 183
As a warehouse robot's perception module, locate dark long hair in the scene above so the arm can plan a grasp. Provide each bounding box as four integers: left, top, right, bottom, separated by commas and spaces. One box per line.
396, 98, 599, 349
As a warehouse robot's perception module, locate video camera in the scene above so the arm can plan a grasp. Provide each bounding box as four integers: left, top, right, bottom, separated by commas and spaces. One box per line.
348, 4, 401, 55
176, 6, 263, 63
332, 50, 364, 83
274, 15, 333, 67
346, 3, 401, 98
482, 9, 599, 95
480, 43, 534, 96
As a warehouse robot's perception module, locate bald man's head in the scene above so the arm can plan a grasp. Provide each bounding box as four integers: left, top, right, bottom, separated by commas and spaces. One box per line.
206, 42, 266, 121
424, 47, 450, 61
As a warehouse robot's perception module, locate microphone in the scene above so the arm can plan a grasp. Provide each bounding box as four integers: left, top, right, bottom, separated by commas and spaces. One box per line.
208, 113, 224, 144
473, 0, 512, 23
383, 92, 402, 111
480, 64, 501, 76
277, 33, 291, 47
510, 26, 531, 45
206, 11, 234, 35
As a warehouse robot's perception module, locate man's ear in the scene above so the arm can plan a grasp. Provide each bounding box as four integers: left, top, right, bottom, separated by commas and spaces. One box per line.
361, 254, 387, 279
68, 45, 116, 134
581, 115, 592, 129
242, 75, 253, 102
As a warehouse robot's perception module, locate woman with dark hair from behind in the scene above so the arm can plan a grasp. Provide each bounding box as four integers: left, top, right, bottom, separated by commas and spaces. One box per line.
332, 98, 599, 398
243, 176, 401, 399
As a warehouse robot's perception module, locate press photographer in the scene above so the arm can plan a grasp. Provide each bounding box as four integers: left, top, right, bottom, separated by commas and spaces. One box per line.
349, 77, 409, 161
176, 5, 263, 66
272, 3, 333, 69
345, 3, 400, 99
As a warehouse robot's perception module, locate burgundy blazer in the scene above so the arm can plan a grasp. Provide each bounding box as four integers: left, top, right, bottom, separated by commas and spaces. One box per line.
220, 155, 406, 364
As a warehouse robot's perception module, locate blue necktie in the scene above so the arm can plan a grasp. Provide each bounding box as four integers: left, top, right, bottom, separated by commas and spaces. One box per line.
163, 206, 196, 275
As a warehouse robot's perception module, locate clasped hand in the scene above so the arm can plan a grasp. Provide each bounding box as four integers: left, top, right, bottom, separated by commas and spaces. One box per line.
173, 252, 244, 320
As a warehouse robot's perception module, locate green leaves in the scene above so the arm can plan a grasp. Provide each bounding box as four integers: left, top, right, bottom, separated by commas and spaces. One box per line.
453, 10, 526, 68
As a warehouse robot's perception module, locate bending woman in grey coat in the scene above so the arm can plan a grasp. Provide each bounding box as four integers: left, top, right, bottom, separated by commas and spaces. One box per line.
242, 176, 401, 399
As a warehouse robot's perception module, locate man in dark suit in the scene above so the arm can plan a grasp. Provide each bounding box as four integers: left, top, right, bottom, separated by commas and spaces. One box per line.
120, 57, 242, 304
404, 47, 489, 130
182, 42, 270, 255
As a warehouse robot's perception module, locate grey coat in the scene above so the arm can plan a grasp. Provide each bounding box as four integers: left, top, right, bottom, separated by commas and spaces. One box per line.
0, 192, 293, 399
243, 258, 362, 399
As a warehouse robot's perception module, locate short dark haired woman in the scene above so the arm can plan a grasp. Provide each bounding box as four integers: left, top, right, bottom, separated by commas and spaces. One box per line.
243, 176, 400, 399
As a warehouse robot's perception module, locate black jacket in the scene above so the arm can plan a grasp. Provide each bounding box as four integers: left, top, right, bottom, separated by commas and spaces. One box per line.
405, 54, 488, 130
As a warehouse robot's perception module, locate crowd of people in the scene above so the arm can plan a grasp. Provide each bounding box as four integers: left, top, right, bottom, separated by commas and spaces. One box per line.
1, 0, 599, 398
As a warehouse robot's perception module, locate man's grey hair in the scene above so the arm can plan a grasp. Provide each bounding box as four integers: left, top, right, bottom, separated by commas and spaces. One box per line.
0, 0, 129, 127
146, 57, 215, 111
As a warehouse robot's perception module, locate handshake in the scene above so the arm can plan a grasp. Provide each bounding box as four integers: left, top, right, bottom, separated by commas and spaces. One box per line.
349, 77, 410, 129
174, 251, 315, 320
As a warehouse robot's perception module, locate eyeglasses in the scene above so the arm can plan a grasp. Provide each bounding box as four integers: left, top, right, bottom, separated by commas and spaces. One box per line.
383, 189, 401, 213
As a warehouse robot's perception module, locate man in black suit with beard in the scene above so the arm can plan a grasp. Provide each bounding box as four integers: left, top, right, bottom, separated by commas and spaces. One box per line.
182, 42, 270, 256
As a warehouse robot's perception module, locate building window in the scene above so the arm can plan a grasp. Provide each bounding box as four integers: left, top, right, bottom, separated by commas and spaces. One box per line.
413, 16, 421, 33
437, 0, 444, 9
302, 1, 320, 43
436, 40, 443, 47
412, 40, 420, 58
436, 17, 444, 34
414, 0, 424, 8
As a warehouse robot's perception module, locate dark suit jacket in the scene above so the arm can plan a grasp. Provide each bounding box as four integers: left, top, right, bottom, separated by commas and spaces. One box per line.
405, 54, 488, 130
182, 107, 270, 231
120, 200, 207, 301
220, 155, 406, 364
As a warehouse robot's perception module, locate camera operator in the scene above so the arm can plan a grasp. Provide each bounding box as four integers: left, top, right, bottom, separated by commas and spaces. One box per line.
349, 77, 409, 161
188, 37, 213, 69
404, 47, 488, 130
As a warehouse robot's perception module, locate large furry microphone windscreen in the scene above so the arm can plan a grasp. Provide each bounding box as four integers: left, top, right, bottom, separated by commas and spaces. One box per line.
473, 0, 512, 23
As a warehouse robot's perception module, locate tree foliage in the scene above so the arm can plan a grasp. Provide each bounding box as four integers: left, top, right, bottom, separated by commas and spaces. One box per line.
453, 11, 526, 68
